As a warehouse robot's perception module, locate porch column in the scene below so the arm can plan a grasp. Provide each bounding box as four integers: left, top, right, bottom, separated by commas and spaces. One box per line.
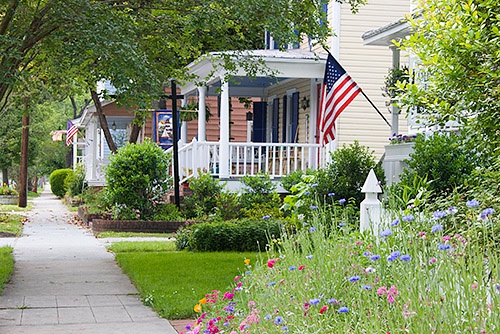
72, 132, 78, 168
86, 120, 97, 181
308, 78, 319, 169
197, 86, 207, 141
390, 46, 400, 136
181, 97, 188, 145
219, 79, 230, 178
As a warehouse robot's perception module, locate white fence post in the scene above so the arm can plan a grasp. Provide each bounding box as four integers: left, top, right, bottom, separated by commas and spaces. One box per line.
360, 169, 382, 236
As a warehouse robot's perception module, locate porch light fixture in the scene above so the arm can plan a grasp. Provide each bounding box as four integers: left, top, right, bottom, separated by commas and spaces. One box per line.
111, 121, 116, 130
246, 111, 253, 121
301, 96, 310, 111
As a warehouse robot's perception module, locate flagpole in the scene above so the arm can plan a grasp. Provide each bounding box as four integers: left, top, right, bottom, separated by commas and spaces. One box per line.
360, 90, 391, 128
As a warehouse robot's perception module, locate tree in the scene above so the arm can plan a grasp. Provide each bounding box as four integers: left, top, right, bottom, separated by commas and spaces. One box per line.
399, 0, 500, 150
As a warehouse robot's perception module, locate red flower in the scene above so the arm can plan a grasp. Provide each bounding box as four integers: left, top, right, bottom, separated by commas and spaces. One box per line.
320, 306, 328, 314
298, 265, 305, 270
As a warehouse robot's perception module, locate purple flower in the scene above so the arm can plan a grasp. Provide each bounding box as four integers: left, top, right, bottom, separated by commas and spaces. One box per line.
390, 218, 400, 226
400, 254, 411, 262
304, 191, 311, 196
263, 215, 270, 220
327, 298, 337, 304
338, 307, 349, 313
309, 227, 317, 232
387, 251, 400, 261
274, 316, 284, 325
289, 265, 297, 271
339, 198, 347, 205
328, 192, 335, 197
264, 314, 272, 320
380, 229, 393, 237
466, 199, 480, 208
370, 255, 380, 261
306, 254, 313, 259
309, 298, 320, 305
433, 211, 447, 219
402, 214, 415, 222
480, 208, 495, 219
362, 251, 370, 257
348, 275, 360, 282
431, 224, 443, 233
338, 222, 346, 227
362, 285, 372, 290
447, 206, 458, 214
310, 205, 318, 210
438, 243, 451, 250
268, 281, 276, 286
311, 183, 318, 188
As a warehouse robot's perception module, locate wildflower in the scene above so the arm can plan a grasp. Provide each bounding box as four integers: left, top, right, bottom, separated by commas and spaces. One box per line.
282, 325, 289, 332
264, 314, 272, 320
263, 215, 271, 220
245, 271, 251, 275
234, 275, 242, 282
267, 259, 276, 268
400, 254, 411, 262
268, 281, 276, 286
338, 307, 349, 313
472, 282, 479, 290
362, 285, 372, 290
387, 285, 399, 304
370, 255, 380, 261
320, 306, 328, 314
466, 199, 479, 207
402, 214, 414, 222
274, 316, 284, 325
442, 235, 451, 242
429, 257, 437, 264
224, 304, 235, 313
298, 265, 305, 270
309, 298, 321, 305
244, 259, 250, 265
222, 292, 234, 300
387, 251, 400, 261
311, 183, 318, 188
327, 298, 337, 304
365, 266, 376, 274
194, 304, 202, 313
297, 214, 304, 220
431, 224, 443, 233
310, 205, 318, 210
438, 243, 451, 250
447, 206, 458, 214
289, 265, 297, 271
362, 251, 371, 257
432, 211, 447, 219
380, 229, 392, 237
377, 287, 387, 296
306, 254, 313, 259
309, 227, 316, 233
199, 297, 207, 305
348, 275, 361, 282
328, 192, 335, 197
338, 222, 346, 227
480, 208, 495, 220
339, 198, 347, 205
390, 218, 400, 226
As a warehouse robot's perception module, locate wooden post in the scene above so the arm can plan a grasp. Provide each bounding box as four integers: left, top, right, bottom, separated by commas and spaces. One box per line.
360, 169, 382, 236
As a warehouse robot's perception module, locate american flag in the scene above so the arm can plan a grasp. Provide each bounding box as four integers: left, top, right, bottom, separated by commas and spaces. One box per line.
319, 53, 361, 145
66, 120, 78, 146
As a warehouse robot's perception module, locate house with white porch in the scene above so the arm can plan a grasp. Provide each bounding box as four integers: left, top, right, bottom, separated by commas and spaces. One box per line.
73, 0, 413, 187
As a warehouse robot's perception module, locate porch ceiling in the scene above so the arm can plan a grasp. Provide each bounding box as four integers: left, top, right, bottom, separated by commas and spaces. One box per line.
180, 49, 327, 97
362, 17, 411, 47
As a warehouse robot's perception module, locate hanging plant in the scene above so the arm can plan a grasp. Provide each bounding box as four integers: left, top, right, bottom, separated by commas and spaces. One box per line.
382, 66, 409, 107
180, 102, 212, 122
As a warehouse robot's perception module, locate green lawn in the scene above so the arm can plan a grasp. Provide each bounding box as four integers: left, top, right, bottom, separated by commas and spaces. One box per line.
0, 246, 14, 294
97, 231, 175, 239
0, 213, 24, 237
110, 242, 259, 319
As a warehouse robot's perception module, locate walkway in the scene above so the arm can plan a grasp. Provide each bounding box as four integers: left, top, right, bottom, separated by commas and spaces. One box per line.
0, 188, 178, 334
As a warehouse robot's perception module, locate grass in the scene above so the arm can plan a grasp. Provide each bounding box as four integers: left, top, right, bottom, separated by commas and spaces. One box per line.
0, 213, 24, 237
0, 246, 14, 294
110, 241, 259, 319
97, 231, 175, 239
0, 203, 32, 212
109, 241, 176, 252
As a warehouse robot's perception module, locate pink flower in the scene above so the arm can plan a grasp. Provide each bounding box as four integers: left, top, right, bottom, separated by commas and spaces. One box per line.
320, 305, 328, 314
429, 257, 437, 265
472, 282, 479, 290
442, 235, 451, 242
298, 265, 305, 271
223, 292, 234, 300
267, 259, 276, 268
377, 286, 387, 296
248, 301, 255, 308
234, 275, 242, 282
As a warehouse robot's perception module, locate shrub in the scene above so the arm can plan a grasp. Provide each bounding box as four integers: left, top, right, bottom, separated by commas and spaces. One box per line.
64, 164, 87, 197
49, 168, 74, 197
175, 218, 283, 252
184, 172, 225, 219
315, 141, 384, 206
239, 173, 281, 218
105, 139, 171, 220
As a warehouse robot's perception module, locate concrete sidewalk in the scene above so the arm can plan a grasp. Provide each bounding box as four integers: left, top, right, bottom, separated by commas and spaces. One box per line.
0, 188, 178, 334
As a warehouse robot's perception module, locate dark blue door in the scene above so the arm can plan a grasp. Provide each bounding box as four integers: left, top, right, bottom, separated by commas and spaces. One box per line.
252, 102, 267, 142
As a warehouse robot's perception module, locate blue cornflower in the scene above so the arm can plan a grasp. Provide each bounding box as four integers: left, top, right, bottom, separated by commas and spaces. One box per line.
245, 271, 252, 275
264, 314, 272, 320
480, 208, 495, 219
309, 298, 321, 305
390, 218, 400, 226
433, 211, 447, 219
402, 214, 415, 222
309, 227, 317, 232
311, 183, 318, 188
339, 198, 347, 205
362, 285, 372, 290
438, 243, 451, 250
263, 215, 270, 220
380, 229, 393, 237
328, 192, 335, 197
448, 206, 458, 214
327, 298, 337, 304
306, 254, 313, 259
268, 281, 276, 286
304, 191, 311, 196
339, 222, 346, 227
274, 316, 284, 325
387, 251, 400, 261
400, 254, 411, 262
289, 265, 297, 271
310, 205, 318, 210
223, 322, 230, 326
225, 304, 235, 313
369, 254, 380, 261
282, 326, 289, 332
338, 307, 349, 313
362, 251, 371, 257
466, 199, 480, 208
431, 224, 443, 233
348, 275, 360, 282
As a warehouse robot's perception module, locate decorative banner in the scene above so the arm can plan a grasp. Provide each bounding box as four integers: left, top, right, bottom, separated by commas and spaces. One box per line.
154, 110, 178, 148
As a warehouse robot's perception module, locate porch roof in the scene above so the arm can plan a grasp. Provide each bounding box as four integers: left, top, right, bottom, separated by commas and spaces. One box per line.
362, 17, 411, 47
180, 49, 327, 98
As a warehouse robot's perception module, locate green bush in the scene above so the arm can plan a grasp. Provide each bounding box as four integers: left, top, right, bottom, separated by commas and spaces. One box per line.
175, 218, 283, 252
184, 172, 225, 219
315, 141, 384, 206
239, 173, 281, 218
105, 139, 171, 220
49, 168, 74, 197
64, 164, 87, 197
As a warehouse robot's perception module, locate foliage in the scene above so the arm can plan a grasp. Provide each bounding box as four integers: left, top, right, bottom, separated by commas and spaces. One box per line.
175, 218, 283, 252
382, 65, 409, 105
105, 140, 171, 220
399, 0, 500, 150
0, 185, 17, 196
113, 248, 258, 319
49, 168, 74, 197
0, 214, 24, 237
184, 172, 226, 219
399, 131, 479, 197
388, 133, 417, 144
184, 202, 499, 333
80, 187, 110, 215
315, 141, 384, 206
0, 246, 14, 294
239, 173, 281, 218
64, 164, 86, 197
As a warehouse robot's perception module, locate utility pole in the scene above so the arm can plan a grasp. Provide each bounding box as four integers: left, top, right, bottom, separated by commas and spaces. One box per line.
170, 80, 181, 208
19, 98, 29, 208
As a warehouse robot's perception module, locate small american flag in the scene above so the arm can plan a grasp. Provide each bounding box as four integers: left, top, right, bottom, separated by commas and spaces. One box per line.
318, 54, 361, 145
66, 120, 78, 146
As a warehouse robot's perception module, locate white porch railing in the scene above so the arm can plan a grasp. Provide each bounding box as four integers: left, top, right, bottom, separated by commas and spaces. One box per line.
174, 139, 324, 183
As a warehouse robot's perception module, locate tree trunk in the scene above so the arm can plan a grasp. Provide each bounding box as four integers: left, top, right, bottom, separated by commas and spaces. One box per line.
19, 112, 29, 208
90, 89, 118, 153
2, 168, 8, 185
